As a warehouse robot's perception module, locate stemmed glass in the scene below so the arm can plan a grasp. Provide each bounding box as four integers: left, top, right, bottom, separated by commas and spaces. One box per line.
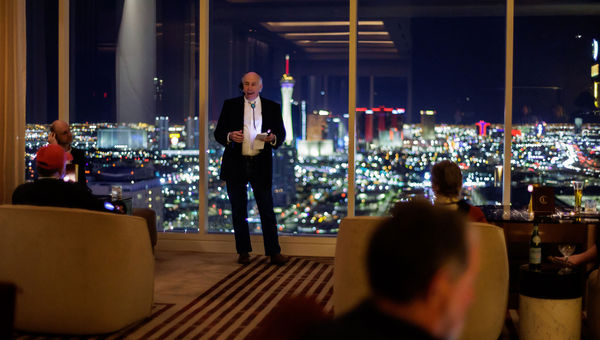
558, 243, 575, 274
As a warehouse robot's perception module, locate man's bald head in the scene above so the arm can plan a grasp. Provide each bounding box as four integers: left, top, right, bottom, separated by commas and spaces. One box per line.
241, 72, 263, 101
49, 120, 73, 150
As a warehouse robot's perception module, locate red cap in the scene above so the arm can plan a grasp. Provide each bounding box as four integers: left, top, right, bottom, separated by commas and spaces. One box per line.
36, 144, 67, 171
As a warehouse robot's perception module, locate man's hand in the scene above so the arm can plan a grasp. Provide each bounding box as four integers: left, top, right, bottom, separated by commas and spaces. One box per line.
263, 134, 276, 143
47, 132, 57, 144
229, 130, 244, 143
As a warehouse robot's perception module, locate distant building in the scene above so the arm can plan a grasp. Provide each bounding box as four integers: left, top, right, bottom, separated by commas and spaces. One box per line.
155, 116, 170, 150
358, 107, 404, 145
97, 127, 148, 149
306, 112, 327, 141
420, 109, 436, 139
272, 145, 296, 207
185, 116, 199, 149
297, 140, 334, 157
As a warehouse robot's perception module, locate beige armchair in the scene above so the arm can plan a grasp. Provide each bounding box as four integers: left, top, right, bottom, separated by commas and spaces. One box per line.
459, 222, 509, 340
0, 204, 154, 335
333, 217, 509, 340
333, 216, 384, 316
586, 269, 600, 339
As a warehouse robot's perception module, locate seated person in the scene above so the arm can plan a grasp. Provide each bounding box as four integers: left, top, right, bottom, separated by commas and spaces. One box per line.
431, 160, 487, 223
12, 144, 109, 212
302, 201, 480, 340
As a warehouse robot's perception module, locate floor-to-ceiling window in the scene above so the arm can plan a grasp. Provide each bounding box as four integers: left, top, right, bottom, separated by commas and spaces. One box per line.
207, 0, 349, 235
512, 5, 600, 210
355, 1, 506, 216
25, 0, 58, 178
26, 0, 200, 234
24, 1, 600, 252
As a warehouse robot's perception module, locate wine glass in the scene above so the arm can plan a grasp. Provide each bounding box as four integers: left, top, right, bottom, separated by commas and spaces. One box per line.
558, 243, 575, 274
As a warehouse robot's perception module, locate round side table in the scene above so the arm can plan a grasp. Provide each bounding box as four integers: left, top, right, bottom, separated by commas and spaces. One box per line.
519, 264, 584, 340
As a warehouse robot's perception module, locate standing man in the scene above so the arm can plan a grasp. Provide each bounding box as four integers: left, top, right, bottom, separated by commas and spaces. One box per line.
47, 120, 87, 186
214, 72, 289, 265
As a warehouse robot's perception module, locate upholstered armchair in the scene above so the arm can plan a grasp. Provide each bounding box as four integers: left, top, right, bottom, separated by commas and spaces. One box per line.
0, 205, 154, 335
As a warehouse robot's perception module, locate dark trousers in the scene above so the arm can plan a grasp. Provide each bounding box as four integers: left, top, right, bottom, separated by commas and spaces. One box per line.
226, 157, 281, 256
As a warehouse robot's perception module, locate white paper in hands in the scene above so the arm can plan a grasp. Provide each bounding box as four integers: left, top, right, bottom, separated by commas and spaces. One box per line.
253, 132, 268, 150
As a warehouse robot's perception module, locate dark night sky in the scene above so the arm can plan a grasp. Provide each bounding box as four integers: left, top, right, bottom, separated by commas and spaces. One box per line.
412, 16, 598, 124
26, 0, 599, 125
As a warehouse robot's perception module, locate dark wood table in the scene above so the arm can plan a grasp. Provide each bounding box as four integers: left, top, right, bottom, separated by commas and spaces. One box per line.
483, 207, 598, 308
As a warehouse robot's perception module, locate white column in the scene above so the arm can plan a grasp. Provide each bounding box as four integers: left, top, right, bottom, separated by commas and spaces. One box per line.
116, 0, 156, 124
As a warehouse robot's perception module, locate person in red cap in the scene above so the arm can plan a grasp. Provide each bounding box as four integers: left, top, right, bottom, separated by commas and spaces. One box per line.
12, 145, 105, 211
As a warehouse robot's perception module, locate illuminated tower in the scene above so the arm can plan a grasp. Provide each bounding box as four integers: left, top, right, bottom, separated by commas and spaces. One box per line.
280, 55, 295, 145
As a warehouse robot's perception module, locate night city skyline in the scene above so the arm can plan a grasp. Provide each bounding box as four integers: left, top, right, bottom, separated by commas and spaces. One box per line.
21, 0, 600, 234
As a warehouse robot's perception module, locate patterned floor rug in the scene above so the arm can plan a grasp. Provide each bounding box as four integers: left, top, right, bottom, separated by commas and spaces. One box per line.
15, 256, 334, 340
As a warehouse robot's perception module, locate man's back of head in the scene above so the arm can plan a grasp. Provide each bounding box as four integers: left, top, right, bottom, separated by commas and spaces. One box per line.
35, 144, 68, 178
368, 200, 469, 303
301, 201, 479, 340
367, 200, 479, 339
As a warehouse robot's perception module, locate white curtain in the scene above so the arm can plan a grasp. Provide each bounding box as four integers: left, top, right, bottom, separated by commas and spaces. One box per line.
0, 0, 26, 204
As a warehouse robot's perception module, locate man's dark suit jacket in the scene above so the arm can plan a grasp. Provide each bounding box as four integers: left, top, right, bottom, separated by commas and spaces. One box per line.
214, 96, 285, 182
12, 178, 105, 211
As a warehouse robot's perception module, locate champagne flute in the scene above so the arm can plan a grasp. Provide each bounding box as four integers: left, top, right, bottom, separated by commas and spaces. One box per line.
572, 181, 584, 213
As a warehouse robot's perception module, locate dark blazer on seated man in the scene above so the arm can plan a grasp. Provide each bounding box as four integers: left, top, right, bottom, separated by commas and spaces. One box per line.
12, 144, 105, 212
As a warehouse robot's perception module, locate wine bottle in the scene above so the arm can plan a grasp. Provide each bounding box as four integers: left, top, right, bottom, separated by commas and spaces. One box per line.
529, 223, 542, 270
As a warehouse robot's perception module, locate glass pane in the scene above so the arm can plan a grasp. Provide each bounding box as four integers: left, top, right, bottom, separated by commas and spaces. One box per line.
357, 0, 506, 216
25, 0, 200, 232
513, 5, 600, 210
209, 0, 349, 235
25, 0, 59, 180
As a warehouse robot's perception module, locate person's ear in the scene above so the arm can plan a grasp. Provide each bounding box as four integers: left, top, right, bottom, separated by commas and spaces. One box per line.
425, 266, 455, 312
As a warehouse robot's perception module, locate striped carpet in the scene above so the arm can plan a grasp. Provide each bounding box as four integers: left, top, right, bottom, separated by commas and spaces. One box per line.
15, 256, 334, 340
13, 255, 535, 339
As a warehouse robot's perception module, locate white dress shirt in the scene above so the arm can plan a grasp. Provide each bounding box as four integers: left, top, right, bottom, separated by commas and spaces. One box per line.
242, 97, 262, 156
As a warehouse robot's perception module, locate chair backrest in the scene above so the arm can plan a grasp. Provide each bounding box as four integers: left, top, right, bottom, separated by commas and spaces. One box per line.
459, 222, 509, 340
586, 269, 600, 340
333, 216, 383, 316
0, 204, 154, 334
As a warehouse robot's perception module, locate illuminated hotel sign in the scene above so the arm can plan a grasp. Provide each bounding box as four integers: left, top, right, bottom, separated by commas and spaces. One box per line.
356, 107, 405, 114
592, 64, 599, 78
420, 110, 436, 116
594, 39, 599, 61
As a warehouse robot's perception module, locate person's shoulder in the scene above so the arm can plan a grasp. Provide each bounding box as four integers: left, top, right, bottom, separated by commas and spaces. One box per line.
12, 182, 32, 199
469, 205, 487, 223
